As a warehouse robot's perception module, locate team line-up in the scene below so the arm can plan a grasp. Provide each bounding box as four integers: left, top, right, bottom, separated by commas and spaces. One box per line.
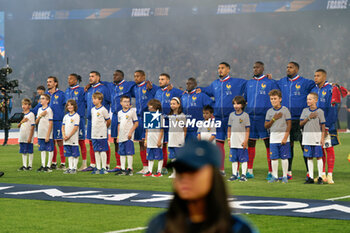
17, 61, 341, 184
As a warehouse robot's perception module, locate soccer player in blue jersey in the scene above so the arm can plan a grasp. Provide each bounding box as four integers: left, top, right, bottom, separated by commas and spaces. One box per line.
181, 77, 213, 141
277, 62, 314, 179
132, 70, 159, 174
312, 69, 338, 184
154, 73, 183, 174
83, 71, 111, 172
245, 62, 279, 179
65, 73, 87, 170
200, 62, 247, 175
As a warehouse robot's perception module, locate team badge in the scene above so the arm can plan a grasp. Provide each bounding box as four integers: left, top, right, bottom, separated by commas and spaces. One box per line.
119, 86, 124, 91
322, 90, 327, 96
261, 83, 266, 89
226, 84, 231, 90
295, 84, 301, 90
192, 96, 197, 101
142, 89, 147, 94
165, 92, 170, 98
304, 148, 309, 152
74, 91, 79, 95
126, 115, 129, 119
97, 112, 100, 117
70, 119, 74, 123
54, 95, 59, 99
239, 119, 243, 124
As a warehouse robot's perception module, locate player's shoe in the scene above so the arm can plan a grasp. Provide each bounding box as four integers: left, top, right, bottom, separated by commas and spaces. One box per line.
268, 176, 278, 183
161, 167, 168, 175
70, 169, 77, 174
143, 171, 153, 177
136, 167, 148, 175
50, 164, 57, 170
316, 177, 323, 185
266, 173, 272, 180
107, 167, 121, 173
239, 174, 247, 182
281, 177, 288, 183
0, 172, 4, 177
168, 172, 176, 178
37, 166, 44, 172
287, 174, 293, 180
327, 174, 334, 184
78, 165, 87, 171
125, 168, 133, 176
44, 167, 52, 173
18, 166, 27, 171
100, 168, 108, 175
58, 164, 66, 170
152, 172, 163, 177
82, 166, 94, 172
26, 166, 32, 171
91, 168, 99, 174
246, 172, 254, 179
115, 170, 126, 176
304, 177, 315, 184
220, 170, 226, 177
321, 174, 327, 182
228, 175, 238, 181
63, 169, 71, 174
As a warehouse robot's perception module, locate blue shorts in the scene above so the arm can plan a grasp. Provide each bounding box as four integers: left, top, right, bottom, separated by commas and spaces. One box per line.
328, 123, 340, 147
92, 139, 109, 152
78, 116, 86, 140
249, 115, 269, 139
185, 130, 198, 142
134, 116, 145, 141
87, 119, 92, 140
38, 139, 54, 152
270, 143, 291, 160
19, 143, 33, 154
53, 120, 63, 140
147, 148, 163, 160
118, 140, 135, 155
168, 147, 180, 159
111, 113, 118, 138
229, 148, 248, 163
64, 145, 80, 157
215, 116, 228, 141
303, 145, 323, 158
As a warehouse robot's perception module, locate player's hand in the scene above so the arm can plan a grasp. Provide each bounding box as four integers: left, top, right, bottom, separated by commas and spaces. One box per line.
21, 118, 29, 123
309, 112, 318, 119
27, 138, 32, 143
127, 133, 132, 140
144, 141, 147, 147
242, 141, 248, 149
347, 108, 350, 113
146, 80, 153, 90
281, 138, 287, 145
196, 88, 202, 94
273, 112, 283, 120
321, 138, 325, 148
157, 141, 162, 148
116, 137, 119, 143
40, 111, 47, 117
45, 136, 49, 143
84, 84, 91, 92
168, 84, 173, 91
63, 136, 69, 141
267, 74, 273, 79
17, 123, 21, 128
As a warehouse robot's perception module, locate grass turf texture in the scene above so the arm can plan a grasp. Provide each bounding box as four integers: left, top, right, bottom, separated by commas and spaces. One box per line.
0, 133, 349, 232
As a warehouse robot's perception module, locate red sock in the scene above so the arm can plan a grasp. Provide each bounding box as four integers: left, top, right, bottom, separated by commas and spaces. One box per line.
79, 140, 87, 160
266, 148, 272, 173
216, 141, 225, 171
115, 152, 121, 167
237, 162, 240, 173
162, 145, 168, 168
248, 147, 255, 169
326, 147, 335, 173
106, 144, 111, 166
52, 145, 57, 164
140, 150, 148, 166
89, 140, 95, 164
322, 148, 327, 173
59, 145, 65, 163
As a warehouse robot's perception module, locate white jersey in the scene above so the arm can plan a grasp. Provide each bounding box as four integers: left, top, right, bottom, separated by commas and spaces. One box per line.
118, 108, 138, 142
146, 128, 163, 148
197, 119, 216, 144
62, 112, 80, 146
265, 106, 291, 144
168, 113, 186, 147
91, 106, 110, 139
300, 108, 326, 146
37, 106, 53, 139
19, 112, 35, 143
228, 111, 250, 148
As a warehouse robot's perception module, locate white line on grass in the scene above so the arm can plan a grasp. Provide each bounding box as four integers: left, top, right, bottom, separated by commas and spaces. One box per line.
326, 195, 350, 201
105, 227, 147, 233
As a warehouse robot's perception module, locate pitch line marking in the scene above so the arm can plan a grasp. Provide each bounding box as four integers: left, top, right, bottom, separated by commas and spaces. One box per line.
326, 195, 350, 201
105, 227, 147, 233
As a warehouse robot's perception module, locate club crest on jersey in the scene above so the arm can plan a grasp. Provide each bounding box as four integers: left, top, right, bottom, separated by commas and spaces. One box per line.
295, 84, 301, 90
207, 127, 211, 131
304, 148, 309, 152
70, 119, 74, 123
261, 83, 266, 89
142, 89, 147, 94
165, 92, 171, 98
97, 112, 100, 117
74, 91, 79, 95
226, 84, 232, 95
239, 118, 243, 124
322, 90, 327, 96
226, 84, 231, 89
260, 83, 267, 94
192, 96, 197, 101
294, 83, 301, 96
119, 86, 124, 91
54, 95, 59, 99
126, 115, 129, 119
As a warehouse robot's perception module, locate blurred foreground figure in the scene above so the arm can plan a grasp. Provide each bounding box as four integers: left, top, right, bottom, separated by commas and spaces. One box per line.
146, 140, 258, 233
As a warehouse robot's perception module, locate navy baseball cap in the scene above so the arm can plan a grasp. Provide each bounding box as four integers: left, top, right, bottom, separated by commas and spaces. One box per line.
168, 140, 221, 171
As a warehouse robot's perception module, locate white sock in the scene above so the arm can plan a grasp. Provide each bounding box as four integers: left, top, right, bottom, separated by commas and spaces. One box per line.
317, 159, 323, 178
73, 157, 79, 169
28, 154, 34, 167
95, 152, 101, 170
120, 156, 126, 170
41, 152, 46, 167
288, 171, 292, 176
68, 157, 74, 170
127, 155, 133, 170
328, 172, 333, 176
47, 152, 53, 167
157, 160, 164, 173
148, 160, 154, 173
281, 159, 288, 178
22, 154, 28, 167
307, 159, 314, 179
241, 162, 247, 176
322, 172, 326, 176
232, 162, 238, 176
271, 160, 278, 178
101, 152, 107, 170
81, 160, 87, 167
248, 169, 253, 174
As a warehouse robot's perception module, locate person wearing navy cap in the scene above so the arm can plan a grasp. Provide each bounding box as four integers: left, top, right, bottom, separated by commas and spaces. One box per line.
146, 140, 258, 233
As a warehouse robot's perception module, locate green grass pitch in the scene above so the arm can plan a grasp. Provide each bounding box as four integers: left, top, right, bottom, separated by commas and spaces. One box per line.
0, 134, 349, 233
